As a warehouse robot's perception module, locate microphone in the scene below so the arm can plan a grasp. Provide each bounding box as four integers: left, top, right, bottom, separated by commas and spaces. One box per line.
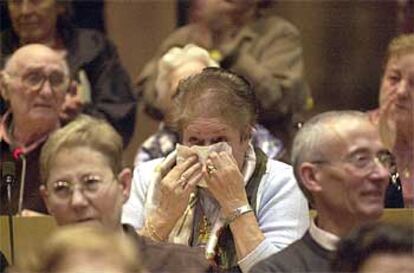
1, 161, 16, 265
11, 148, 27, 215
2, 161, 16, 211
2, 161, 16, 188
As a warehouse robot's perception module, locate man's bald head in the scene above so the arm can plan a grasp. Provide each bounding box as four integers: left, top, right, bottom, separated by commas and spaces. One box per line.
4, 44, 69, 76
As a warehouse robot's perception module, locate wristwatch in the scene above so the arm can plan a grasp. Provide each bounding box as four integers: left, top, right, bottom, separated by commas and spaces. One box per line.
223, 204, 253, 224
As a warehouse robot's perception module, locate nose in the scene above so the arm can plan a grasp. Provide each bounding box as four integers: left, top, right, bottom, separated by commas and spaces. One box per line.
396, 80, 408, 97
70, 188, 89, 209
370, 160, 390, 182
21, 0, 35, 15
38, 79, 54, 98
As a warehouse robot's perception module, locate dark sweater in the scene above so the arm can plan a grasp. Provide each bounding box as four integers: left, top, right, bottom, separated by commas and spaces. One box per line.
250, 231, 335, 273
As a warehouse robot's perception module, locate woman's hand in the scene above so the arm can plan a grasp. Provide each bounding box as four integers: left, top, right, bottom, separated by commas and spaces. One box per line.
154, 155, 203, 224
205, 151, 249, 217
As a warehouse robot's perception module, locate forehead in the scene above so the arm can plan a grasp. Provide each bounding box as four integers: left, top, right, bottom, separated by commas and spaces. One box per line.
48, 147, 112, 179
8, 0, 55, 8
7, 46, 66, 73
386, 53, 414, 73
325, 119, 383, 156
183, 117, 239, 137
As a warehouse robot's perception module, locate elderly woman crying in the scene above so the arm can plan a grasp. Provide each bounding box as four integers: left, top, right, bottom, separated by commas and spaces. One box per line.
122, 68, 309, 273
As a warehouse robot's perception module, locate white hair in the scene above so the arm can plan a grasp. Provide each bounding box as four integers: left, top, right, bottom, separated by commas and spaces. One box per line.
155, 44, 219, 99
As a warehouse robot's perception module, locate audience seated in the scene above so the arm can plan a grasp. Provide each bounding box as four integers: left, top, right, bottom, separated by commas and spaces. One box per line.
136, 0, 311, 156
122, 68, 309, 273
370, 34, 414, 208
1, 0, 136, 145
39, 115, 209, 273
332, 223, 414, 273
135, 44, 284, 165
11, 225, 144, 273
0, 44, 69, 215
251, 111, 390, 273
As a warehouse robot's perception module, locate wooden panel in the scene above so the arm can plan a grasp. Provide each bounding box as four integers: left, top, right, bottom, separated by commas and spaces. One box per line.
1, 209, 413, 265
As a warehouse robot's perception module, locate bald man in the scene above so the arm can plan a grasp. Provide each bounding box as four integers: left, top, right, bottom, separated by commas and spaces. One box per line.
0, 44, 71, 215
252, 111, 390, 273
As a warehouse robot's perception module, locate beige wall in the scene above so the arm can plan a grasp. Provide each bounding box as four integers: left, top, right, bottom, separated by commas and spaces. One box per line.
105, 1, 177, 166
104, 1, 400, 165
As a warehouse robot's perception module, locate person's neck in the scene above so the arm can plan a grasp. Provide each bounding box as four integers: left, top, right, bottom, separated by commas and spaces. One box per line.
20, 31, 62, 50
315, 205, 378, 238
12, 117, 58, 146
315, 213, 357, 238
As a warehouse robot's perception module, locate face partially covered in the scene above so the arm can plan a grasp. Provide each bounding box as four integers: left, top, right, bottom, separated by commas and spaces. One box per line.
41, 147, 131, 231
312, 119, 389, 221
379, 53, 414, 133
182, 117, 250, 171
7, 0, 59, 44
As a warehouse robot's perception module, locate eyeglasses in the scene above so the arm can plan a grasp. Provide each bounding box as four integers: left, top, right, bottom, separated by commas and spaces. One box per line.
5, 70, 70, 94
312, 150, 394, 176
50, 175, 115, 201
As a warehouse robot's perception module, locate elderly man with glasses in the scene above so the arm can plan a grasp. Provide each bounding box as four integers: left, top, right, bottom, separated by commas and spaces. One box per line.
0, 44, 71, 215
251, 111, 391, 273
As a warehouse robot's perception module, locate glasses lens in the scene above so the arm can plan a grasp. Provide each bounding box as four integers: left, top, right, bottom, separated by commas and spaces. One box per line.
377, 151, 394, 171
23, 71, 44, 91
52, 180, 72, 199
49, 71, 69, 92
22, 70, 68, 93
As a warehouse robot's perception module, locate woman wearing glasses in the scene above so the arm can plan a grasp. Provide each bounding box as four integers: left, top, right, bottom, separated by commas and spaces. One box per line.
0, 44, 70, 215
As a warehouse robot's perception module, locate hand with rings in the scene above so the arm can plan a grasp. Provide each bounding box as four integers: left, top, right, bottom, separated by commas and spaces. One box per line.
156, 155, 203, 224
205, 151, 248, 215
206, 164, 217, 176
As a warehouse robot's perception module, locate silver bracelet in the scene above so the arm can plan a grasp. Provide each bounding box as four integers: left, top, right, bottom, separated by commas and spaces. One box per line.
223, 204, 253, 224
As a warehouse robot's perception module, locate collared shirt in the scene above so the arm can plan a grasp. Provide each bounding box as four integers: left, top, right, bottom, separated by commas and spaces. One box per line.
0, 111, 54, 154
308, 218, 340, 251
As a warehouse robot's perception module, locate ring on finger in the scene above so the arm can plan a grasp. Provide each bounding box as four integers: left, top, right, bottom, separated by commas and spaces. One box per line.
207, 164, 217, 175
178, 175, 187, 188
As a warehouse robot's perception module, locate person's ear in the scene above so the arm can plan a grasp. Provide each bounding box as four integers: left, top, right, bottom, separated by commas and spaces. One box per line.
40, 185, 53, 215
0, 71, 10, 101
117, 168, 132, 204
299, 162, 323, 193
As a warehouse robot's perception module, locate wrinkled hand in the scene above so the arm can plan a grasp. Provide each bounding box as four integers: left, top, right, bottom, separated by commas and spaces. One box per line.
205, 151, 248, 216
155, 155, 203, 224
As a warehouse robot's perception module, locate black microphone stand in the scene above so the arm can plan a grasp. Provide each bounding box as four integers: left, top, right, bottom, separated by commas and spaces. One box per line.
5, 176, 15, 265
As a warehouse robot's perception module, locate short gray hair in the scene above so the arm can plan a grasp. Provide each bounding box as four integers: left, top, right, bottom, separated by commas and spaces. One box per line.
291, 110, 370, 203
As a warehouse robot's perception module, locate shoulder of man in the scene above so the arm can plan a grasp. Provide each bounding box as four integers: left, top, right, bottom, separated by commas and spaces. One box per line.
251, 232, 311, 273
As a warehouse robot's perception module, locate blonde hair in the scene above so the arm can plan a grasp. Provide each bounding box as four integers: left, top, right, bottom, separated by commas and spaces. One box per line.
40, 115, 123, 183
384, 34, 414, 63
16, 225, 143, 273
